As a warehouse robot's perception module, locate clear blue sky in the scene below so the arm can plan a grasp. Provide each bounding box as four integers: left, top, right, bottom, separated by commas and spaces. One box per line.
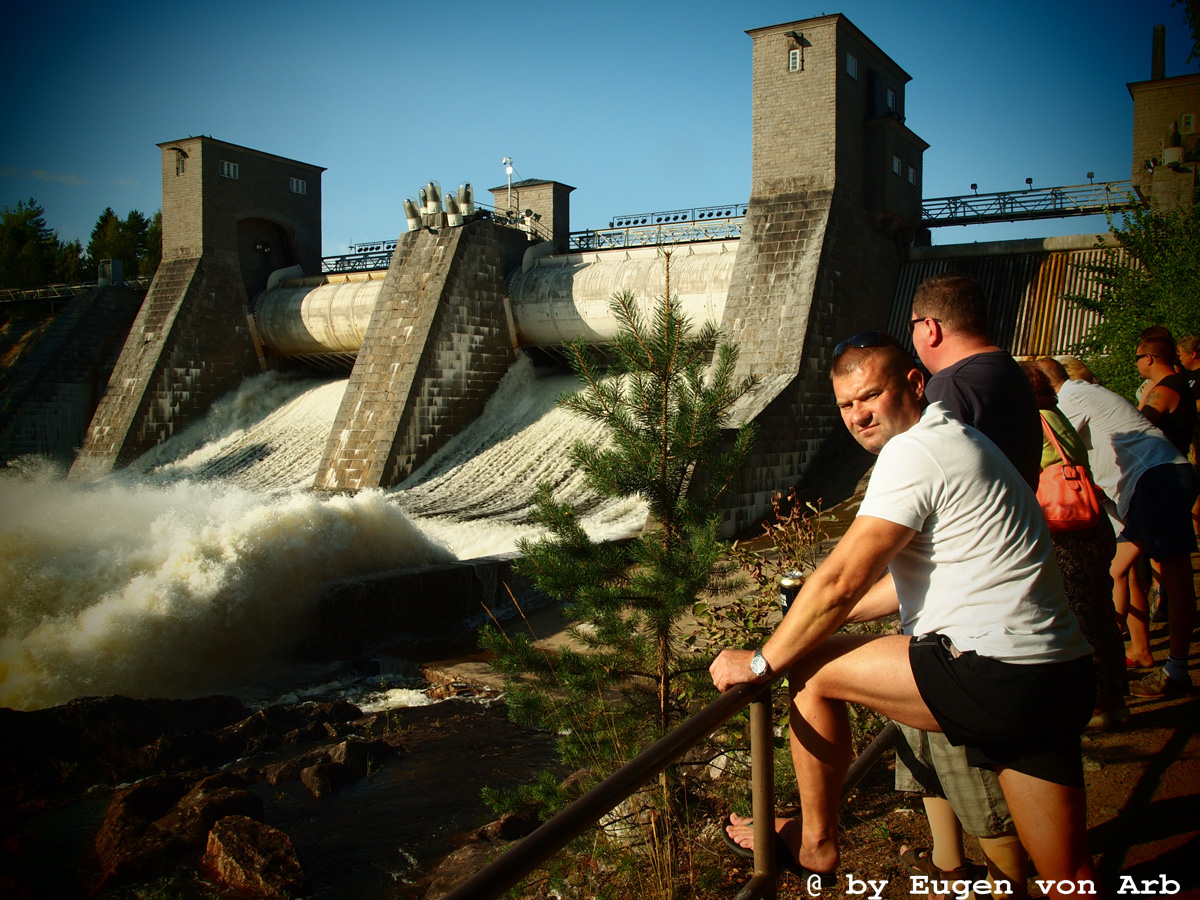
2, 0, 1194, 257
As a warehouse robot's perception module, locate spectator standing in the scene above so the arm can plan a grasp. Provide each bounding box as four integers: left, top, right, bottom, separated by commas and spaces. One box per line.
893, 272, 1043, 889
1021, 361, 1127, 728
1036, 357, 1195, 699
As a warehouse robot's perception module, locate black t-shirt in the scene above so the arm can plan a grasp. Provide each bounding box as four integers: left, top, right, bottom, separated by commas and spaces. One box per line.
924, 350, 1043, 491
1149, 372, 1197, 456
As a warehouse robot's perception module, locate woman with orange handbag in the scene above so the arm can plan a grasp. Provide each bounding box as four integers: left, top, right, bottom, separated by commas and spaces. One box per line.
1021, 362, 1129, 729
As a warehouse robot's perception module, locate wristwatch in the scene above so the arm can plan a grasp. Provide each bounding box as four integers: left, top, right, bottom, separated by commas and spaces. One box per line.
750, 647, 772, 678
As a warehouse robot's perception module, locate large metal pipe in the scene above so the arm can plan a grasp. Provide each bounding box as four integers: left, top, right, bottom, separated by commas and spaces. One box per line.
252, 242, 737, 359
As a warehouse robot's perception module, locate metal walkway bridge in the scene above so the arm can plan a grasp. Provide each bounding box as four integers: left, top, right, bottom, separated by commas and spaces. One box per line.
317, 180, 1138, 272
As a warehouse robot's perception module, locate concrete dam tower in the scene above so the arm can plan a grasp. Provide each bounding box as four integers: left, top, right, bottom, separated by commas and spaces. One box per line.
69, 13, 927, 535
69, 139, 326, 481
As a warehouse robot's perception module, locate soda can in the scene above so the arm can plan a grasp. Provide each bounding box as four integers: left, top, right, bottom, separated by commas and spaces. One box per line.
779, 570, 803, 616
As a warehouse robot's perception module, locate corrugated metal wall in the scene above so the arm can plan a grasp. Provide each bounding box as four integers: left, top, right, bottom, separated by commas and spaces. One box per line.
888, 241, 1128, 358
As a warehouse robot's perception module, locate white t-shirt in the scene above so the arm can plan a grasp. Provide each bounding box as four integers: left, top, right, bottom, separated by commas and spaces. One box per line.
857, 402, 1089, 664
1055, 379, 1184, 519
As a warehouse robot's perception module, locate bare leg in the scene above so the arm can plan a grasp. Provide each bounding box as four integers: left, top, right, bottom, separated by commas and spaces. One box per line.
1159, 554, 1196, 662
785, 634, 939, 874
1114, 542, 1154, 666
996, 768, 1100, 900
922, 796, 965, 872
977, 833, 1030, 900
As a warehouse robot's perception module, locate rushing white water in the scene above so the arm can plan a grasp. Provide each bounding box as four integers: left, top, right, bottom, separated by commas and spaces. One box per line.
0, 357, 648, 710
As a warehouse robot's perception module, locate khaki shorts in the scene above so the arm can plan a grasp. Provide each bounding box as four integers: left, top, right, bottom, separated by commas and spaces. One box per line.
893, 723, 1013, 838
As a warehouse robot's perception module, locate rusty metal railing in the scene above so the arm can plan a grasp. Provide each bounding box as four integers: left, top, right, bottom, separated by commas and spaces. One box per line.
441, 678, 898, 900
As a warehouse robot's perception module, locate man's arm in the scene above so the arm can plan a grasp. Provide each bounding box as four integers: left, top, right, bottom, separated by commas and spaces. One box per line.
844, 571, 899, 623
1139, 382, 1180, 426
710, 516, 914, 690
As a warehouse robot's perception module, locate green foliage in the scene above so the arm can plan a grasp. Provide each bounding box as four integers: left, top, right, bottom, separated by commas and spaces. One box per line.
85, 206, 158, 277
0, 198, 63, 289
483, 269, 758, 819
1068, 200, 1200, 398
0, 198, 162, 290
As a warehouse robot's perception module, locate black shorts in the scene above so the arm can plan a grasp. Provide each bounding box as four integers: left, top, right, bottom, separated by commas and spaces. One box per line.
1121, 463, 1199, 561
909, 633, 1094, 787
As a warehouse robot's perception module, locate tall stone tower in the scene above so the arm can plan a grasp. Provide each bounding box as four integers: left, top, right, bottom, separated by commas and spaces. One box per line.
717, 14, 928, 533
70, 138, 325, 480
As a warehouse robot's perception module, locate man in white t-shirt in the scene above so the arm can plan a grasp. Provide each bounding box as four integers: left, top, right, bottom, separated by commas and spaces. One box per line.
711, 334, 1095, 900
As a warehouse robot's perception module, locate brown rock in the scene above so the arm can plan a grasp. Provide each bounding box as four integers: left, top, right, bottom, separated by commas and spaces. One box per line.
202, 815, 305, 900
423, 843, 507, 899
94, 772, 262, 885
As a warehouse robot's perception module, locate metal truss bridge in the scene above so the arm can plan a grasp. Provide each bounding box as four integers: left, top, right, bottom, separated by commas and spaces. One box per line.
920, 180, 1137, 228
319, 180, 1139, 272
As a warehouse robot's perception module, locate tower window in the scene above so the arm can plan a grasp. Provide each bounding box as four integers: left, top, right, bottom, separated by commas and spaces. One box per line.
886, 88, 897, 112
892, 155, 902, 176
219, 160, 239, 180
908, 165, 918, 185
788, 48, 801, 72
846, 53, 858, 79
290, 177, 307, 195
175, 156, 185, 176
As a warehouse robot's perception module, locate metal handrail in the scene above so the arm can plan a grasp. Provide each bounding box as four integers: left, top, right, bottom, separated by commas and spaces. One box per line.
440, 677, 898, 900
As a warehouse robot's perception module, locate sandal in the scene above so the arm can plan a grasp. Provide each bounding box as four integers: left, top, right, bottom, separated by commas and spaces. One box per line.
721, 817, 838, 888
899, 846, 986, 882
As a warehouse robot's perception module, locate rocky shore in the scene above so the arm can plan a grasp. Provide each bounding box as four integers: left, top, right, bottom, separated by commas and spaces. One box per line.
0, 681, 558, 900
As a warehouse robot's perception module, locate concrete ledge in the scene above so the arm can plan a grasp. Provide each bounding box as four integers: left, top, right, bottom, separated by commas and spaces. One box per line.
294, 554, 545, 661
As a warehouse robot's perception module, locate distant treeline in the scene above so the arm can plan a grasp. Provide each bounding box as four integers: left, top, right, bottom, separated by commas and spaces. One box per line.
0, 199, 162, 291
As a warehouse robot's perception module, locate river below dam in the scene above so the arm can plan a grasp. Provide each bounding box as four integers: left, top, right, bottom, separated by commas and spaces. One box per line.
0, 355, 649, 712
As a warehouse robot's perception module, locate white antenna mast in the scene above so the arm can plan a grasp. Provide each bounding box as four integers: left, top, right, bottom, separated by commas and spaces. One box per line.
502, 157, 513, 211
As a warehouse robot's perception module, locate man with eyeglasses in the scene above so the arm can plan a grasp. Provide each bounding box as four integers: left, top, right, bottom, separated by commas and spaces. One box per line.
711, 335, 1096, 900
903, 271, 1043, 890
908, 271, 1042, 490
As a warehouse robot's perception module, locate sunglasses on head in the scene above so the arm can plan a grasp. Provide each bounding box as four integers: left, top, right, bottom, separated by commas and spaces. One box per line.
833, 330, 885, 359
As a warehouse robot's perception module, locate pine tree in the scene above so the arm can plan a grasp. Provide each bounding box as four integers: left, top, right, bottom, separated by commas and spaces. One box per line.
481, 254, 757, 870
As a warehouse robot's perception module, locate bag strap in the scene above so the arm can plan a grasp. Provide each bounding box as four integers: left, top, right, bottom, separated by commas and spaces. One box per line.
1039, 411, 1075, 465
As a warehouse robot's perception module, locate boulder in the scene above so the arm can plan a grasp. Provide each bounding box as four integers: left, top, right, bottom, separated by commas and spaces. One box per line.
298, 738, 389, 798
203, 815, 305, 900
94, 772, 262, 885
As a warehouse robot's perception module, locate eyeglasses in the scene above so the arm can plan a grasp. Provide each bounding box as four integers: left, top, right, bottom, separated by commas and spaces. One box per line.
834, 330, 884, 359
1135, 353, 1152, 362
909, 315, 940, 333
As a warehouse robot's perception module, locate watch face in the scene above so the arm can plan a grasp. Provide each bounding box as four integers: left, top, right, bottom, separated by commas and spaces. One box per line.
751, 650, 766, 676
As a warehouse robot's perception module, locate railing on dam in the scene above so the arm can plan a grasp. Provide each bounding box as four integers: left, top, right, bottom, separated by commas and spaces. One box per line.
0, 276, 151, 303
921, 180, 1137, 227
568, 204, 750, 252
440, 676, 898, 900
318, 179, 1138, 274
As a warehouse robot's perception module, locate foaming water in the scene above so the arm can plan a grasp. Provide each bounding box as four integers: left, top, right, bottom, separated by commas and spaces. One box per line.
130, 370, 346, 492
0, 473, 454, 710
0, 357, 647, 710
395, 357, 649, 557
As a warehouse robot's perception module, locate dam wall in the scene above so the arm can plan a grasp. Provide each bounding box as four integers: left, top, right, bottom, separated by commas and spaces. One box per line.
315, 218, 530, 491
68, 256, 260, 481
0, 285, 145, 467
53, 13, 929, 539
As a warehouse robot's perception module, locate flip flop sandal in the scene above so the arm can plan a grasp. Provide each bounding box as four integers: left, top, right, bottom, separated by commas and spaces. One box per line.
720, 815, 753, 859
720, 817, 838, 888
899, 846, 983, 882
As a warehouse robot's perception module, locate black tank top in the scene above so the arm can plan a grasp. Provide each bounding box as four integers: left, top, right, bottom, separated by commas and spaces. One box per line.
1150, 372, 1196, 455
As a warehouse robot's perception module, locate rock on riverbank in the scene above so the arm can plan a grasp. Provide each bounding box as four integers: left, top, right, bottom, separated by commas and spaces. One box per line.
0, 689, 557, 899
